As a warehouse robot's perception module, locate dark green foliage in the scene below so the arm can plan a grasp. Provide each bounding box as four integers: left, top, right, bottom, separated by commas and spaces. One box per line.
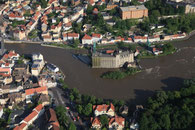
40, 0, 47, 8
68, 122, 76, 130
55, 106, 68, 127
82, 103, 92, 116
145, 0, 184, 17
10, 20, 26, 28
162, 43, 175, 54
72, 39, 80, 48
139, 79, 195, 130
100, 115, 109, 127
101, 68, 141, 80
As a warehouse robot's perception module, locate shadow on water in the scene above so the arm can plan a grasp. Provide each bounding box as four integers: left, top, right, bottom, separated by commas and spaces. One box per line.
127, 77, 185, 106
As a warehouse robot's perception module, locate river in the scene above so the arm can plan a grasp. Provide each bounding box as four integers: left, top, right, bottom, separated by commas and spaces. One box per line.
5, 35, 195, 104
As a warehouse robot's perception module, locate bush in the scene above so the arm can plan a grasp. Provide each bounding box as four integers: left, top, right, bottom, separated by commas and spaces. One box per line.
101, 68, 141, 80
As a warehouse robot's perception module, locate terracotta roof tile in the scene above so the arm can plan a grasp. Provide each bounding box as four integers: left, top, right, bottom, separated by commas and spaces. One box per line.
82, 34, 92, 40
23, 111, 38, 123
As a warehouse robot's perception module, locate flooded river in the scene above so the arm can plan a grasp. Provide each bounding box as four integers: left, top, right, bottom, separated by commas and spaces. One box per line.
5, 35, 195, 104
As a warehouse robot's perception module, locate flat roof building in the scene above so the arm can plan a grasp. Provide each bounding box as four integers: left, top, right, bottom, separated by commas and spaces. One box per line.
120, 5, 148, 20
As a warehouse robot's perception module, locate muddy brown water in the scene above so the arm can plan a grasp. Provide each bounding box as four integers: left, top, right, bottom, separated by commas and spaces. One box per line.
5, 36, 195, 104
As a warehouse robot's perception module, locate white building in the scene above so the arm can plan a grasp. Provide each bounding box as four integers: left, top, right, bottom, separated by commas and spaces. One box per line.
46, 64, 59, 73
82, 34, 93, 45
92, 33, 102, 43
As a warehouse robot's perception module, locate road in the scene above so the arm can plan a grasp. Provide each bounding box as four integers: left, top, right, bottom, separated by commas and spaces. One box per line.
49, 85, 85, 129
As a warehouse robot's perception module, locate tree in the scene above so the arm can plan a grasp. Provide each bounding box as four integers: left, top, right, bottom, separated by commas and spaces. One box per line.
68, 122, 76, 130
40, 0, 47, 8
100, 115, 109, 127
76, 105, 83, 114
159, 114, 171, 130
55, 106, 68, 127
82, 103, 92, 116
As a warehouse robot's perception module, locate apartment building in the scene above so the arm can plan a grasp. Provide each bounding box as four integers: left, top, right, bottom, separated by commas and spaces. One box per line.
120, 5, 148, 20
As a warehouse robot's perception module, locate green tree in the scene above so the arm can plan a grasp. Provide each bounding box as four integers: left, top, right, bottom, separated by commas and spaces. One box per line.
82, 103, 92, 116
68, 122, 76, 130
76, 105, 83, 114
100, 115, 109, 127
72, 39, 80, 48
55, 106, 68, 127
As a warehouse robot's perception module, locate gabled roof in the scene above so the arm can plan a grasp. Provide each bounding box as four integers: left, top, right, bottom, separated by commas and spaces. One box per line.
13, 123, 27, 130
82, 34, 92, 40
68, 33, 79, 37
34, 104, 43, 113
92, 33, 101, 38
23, 111, 38, 123
109, 116, 125, 127
91, 117, 101, 126
93, 103, 115, 112
25, 86, 47, 96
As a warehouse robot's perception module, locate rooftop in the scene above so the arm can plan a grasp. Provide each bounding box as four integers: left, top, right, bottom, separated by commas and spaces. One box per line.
120, 5, 147, 12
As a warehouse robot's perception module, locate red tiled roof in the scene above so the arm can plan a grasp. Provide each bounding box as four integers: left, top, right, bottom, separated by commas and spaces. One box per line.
82, 34, 92, 40
93, 103, 115, 112
109, 116, 125, 127
18, 123, 27, 129
68, 33, 79, 37
93, 8, 98, 12
134, 36, 147, 39
43, 35, 52, 39
92, 33, 101, 38
23, 111, 38, 123
34, 104, 43, 112
25, 86, 47, 96
91, 117, 101, 126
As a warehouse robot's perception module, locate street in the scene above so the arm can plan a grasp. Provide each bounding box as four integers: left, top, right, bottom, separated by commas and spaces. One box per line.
49, 85, 85, 129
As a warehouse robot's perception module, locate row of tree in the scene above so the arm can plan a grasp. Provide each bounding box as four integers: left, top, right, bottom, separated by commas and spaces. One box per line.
139, 78, 195, 130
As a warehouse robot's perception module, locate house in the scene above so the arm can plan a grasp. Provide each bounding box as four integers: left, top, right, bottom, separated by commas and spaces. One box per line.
46, 63, 59, 73
82, 34, 92, 45
12, 64, 29, 78
109, 116, 125, 130
88, 0, 95, 6
25, 86, 48, 102
13, 30, 26, 40
149, 35, 160, 42
38, 94, 50, 106
92, 33, 102, 43
0, 106, 3, 118
124, 37, 133, 43
91, 117, 102, 129
8, 92, 25, 109
15, 104, 45, 130
0, 67, 12, 77
106, 1, 117, 10
93, 103, 115, 117
119, 105, 128, 116
63, 22, 72, 31
134, 36, 147, 43
43, 35, 52, 42
45, 108, 60, 130
93, 8, 98, 15
63, 33, 79, 41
